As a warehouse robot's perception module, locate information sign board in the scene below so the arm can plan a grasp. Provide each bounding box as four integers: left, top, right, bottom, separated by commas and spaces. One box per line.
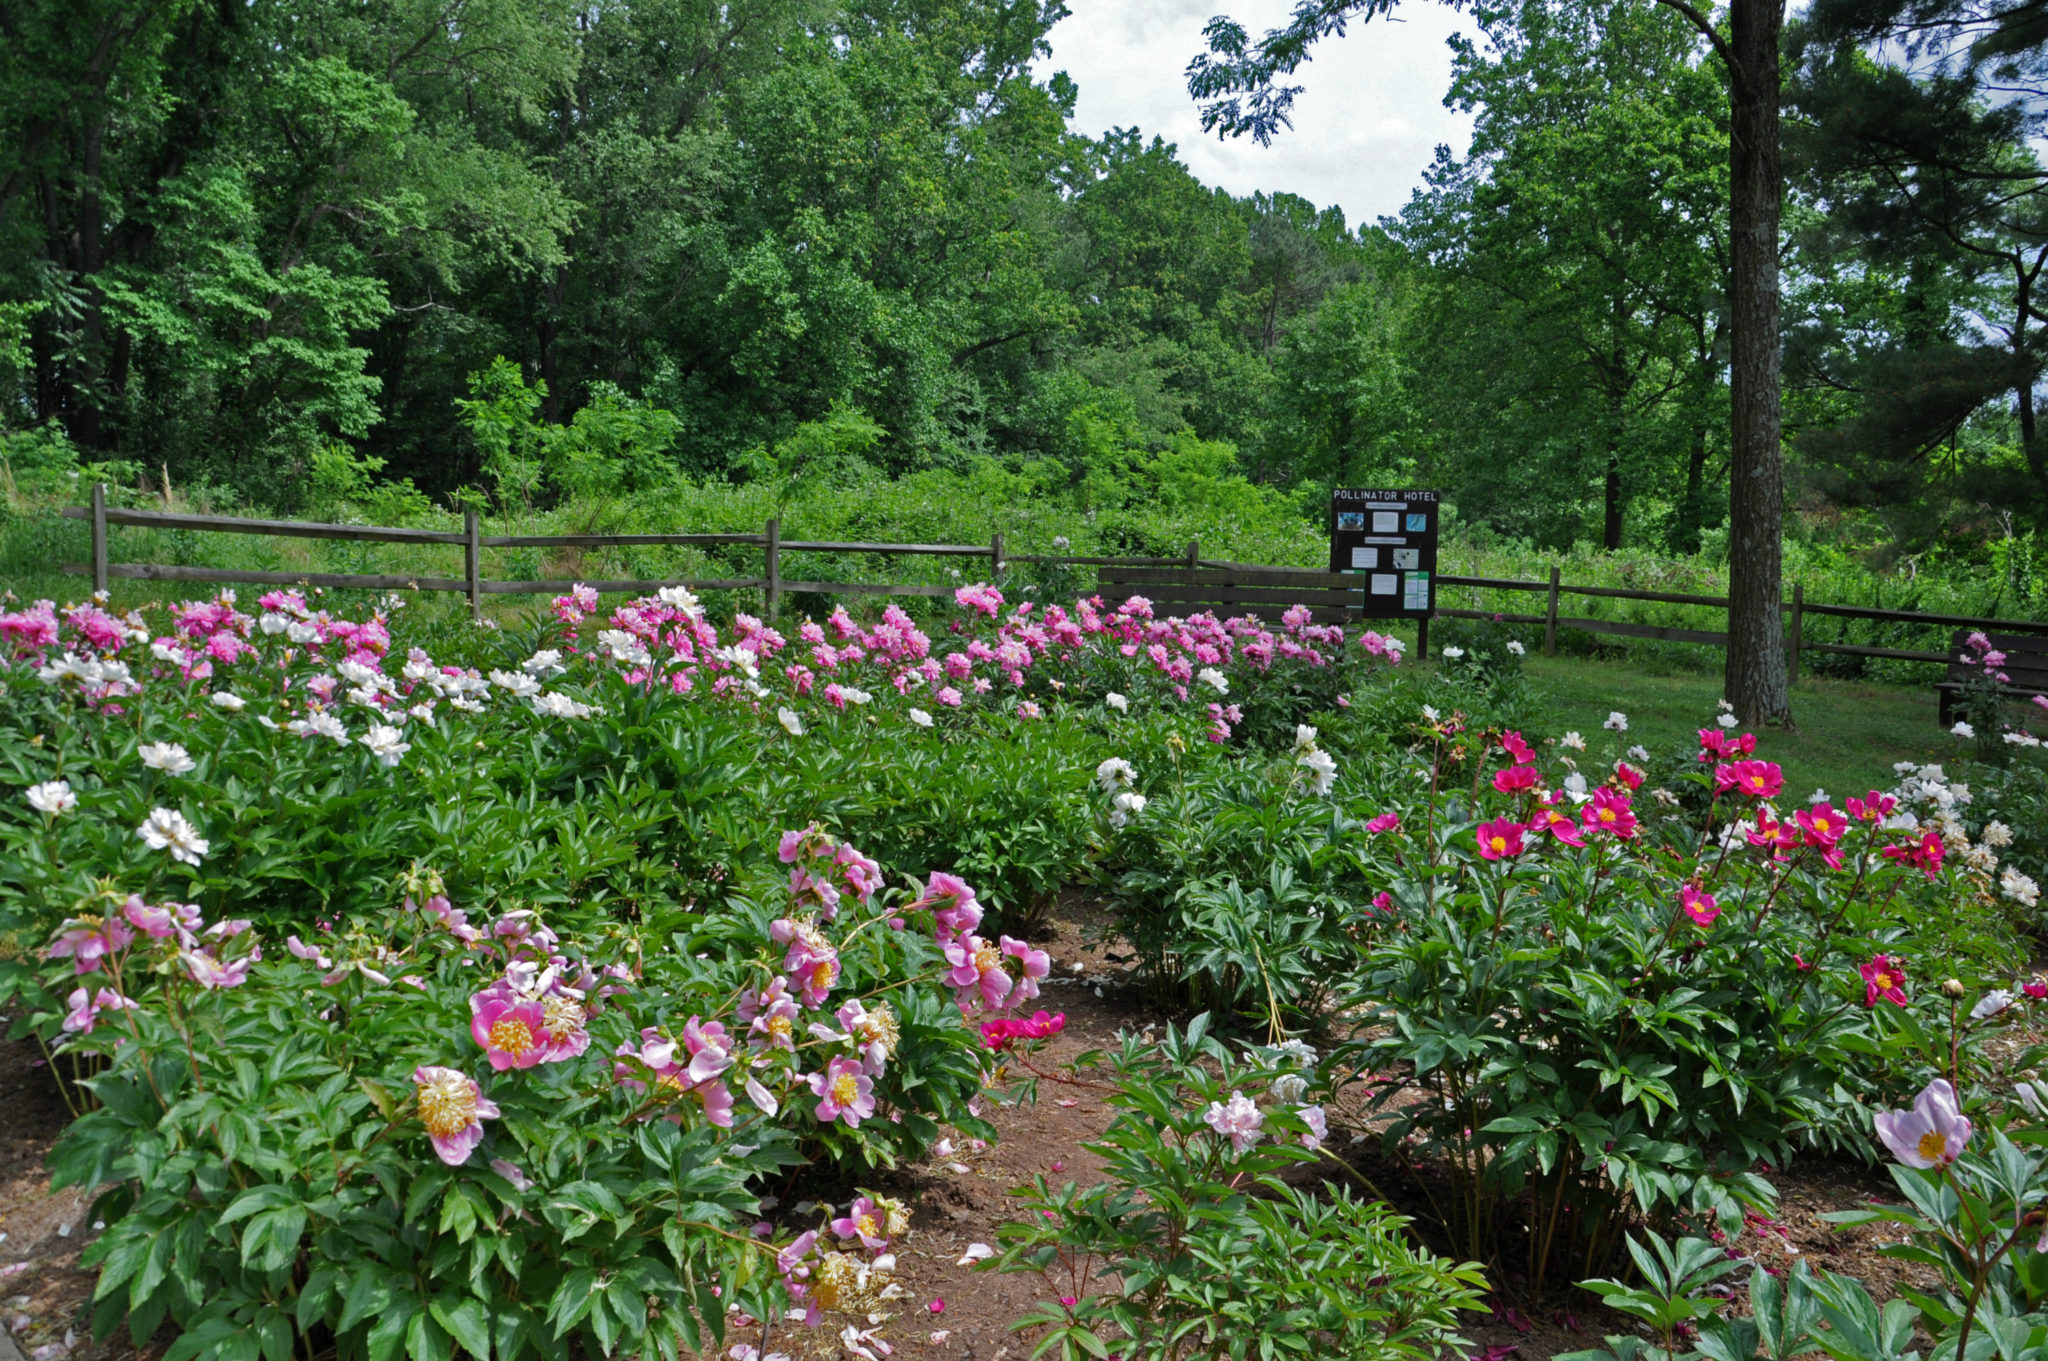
1330, 489, 1440, 617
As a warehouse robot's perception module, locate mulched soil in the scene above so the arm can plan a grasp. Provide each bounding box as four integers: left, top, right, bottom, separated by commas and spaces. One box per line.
0, 907, 1990, 1361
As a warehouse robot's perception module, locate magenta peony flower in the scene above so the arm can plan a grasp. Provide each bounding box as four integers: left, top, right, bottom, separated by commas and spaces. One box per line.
1680, 883, 1719, 927
1861, 954, 1909, 1007
1475, 817, 1527, 861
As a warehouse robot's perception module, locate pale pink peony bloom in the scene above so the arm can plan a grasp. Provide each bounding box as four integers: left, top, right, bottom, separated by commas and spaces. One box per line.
63, 985, 138, 1035
1203, 1091, 1265, 1151
1875, 1078, 1972, 1168
808, 1056, 876, 1127
415, 1065, 499, 1166
47, 918, 135, 974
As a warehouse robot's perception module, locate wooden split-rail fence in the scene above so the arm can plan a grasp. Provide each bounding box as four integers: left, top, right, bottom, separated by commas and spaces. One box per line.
59, 486, 2048, 681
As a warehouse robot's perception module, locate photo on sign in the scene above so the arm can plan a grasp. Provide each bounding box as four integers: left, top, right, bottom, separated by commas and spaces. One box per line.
1392, 548, 1419, 569
1336, 511, 1365, 531
1350, 546, 1378, 569
1372, 511, 1399, 533
1406, 513, 1429, 533
1370, 574, 1397, 595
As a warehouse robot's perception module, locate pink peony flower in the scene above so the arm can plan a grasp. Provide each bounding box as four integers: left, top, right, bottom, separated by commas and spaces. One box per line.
47, 918, 135, 975
1680, 883, 1719, 927
1001, 936, 1051, 1001
470, 992, 550, 1070
808, 1056, 877, 1127
1881, 832, 1946, 878
1874, 1078, 1971, 1168
1366, 812, 1400, 833
122, 896, 199, 941
1714, 760, 1784, 798
62, 985, 137, 1035
1581, 787, 1638, 840
1475, 817, 1527, 861
1493, 765, 1538, 795
182, 948, 256, 988
414, 1065, 499, 1166
944, 934, 1014, 1010
1203, 1090, 1264, 1151
1861, 954, 1909, 1007
831, 1196, 891, 1251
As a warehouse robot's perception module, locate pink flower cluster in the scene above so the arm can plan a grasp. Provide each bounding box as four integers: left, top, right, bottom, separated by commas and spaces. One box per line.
46, 894, 262, 995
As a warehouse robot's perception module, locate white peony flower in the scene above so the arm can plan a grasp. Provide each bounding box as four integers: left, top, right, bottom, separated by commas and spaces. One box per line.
1972, 989, 2017, 1021
138, 741, 196, 775
1108, 790, 1148, 828
907, 708, 934, 728
1627, 744, 1650, 763
1197, 667, 1229, 694
25, 780, 77, 815
1983, 821, 2014, 848
1270, 1073, 1309, 1104
530, 692, 595, 720
288, 712, 349, 743
138, 807, 208, 865
1506, 640, 1527, 656
521, 650, 566, 677
209, 691, 245, 711
1716, 713, 1739, 729
1951, 721, 1976, 739
1096, 757, 1137, 793
1604, 711, 1628, 732
1298, 747, 1338, 795
1440, 646, 1465, 660
778, 707, 804, 736
1560, 731, 1586, 751
2001, 867, 2041, 908
1105, 692, 1129, 713
1294, 724, 1319, 752
657, 585, 702, 618
358, 724, 411, 768
489, 668, 542, 698
1563, 771, 1590, 802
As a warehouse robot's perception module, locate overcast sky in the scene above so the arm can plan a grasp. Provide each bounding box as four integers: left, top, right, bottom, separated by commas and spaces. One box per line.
1037, 0, 1478, 230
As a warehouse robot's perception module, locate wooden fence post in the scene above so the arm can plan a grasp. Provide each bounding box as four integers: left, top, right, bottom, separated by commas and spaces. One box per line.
764, 517, 781, 618
1789, 581, 1803, 684
991, 530, 1005, 577
1544, 565, 1560, 657
90, 482, 108, 598
464, 509, 481, 622
1185, 539, 1199, 572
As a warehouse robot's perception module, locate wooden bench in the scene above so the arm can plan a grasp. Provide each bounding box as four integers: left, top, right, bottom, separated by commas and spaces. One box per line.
1937, 629, 2048, 725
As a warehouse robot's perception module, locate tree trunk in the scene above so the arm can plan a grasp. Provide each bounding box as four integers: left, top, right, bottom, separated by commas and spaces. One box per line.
1723, 0, 1790, 724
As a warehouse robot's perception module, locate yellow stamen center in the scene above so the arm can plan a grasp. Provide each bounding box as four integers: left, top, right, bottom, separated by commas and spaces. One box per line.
857, 1213, 881, 1239
811, 960, 837, 989
831, 1072, 861, 1105
418, 1074, 478, 1137
488, 1017, 536, 1055
767, 1013, 794, 1040
973, 942, 1003, 975
1917, 1130, 1947, 1162
1488, 836, 1507, 853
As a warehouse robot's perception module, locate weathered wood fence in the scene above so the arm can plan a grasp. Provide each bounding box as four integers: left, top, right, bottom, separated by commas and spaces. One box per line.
58, 486, 2048, 678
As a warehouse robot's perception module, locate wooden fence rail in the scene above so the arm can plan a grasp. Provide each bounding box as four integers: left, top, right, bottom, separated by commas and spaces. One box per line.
52, 491, 2048, 674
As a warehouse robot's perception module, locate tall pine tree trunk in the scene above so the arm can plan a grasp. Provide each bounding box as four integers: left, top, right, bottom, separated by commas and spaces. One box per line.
1724, 0, 1790, 724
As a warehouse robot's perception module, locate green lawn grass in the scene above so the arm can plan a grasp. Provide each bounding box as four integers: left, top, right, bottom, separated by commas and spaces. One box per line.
1517, 655, 1952, 797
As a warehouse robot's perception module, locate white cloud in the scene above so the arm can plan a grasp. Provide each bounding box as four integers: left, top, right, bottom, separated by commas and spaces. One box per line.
1039, 0, 1477, 228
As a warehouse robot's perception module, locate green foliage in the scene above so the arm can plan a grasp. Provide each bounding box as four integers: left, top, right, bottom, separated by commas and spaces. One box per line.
990, 1017, 1489, 1361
